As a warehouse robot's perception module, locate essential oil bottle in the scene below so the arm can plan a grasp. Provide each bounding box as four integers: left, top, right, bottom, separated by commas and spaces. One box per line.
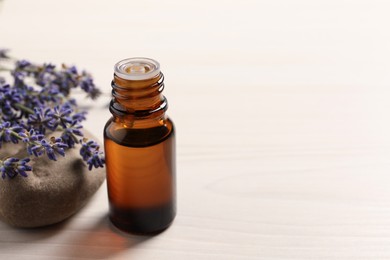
104, 58, 176, 234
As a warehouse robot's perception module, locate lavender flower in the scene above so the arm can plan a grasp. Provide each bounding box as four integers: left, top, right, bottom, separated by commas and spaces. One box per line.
0, 48, 105, 179
72, 111, 87, 122
28, 107, 56, 134
0, 49, 10, 59
51, 105, 73, 128
0, 122, 23, 146
78, 70, 101, 99
0, 157, 31, 179
22, 129, 44, 154
80, 139, 105, 170
35, 63, 56, 87
61, 120, 83, 148
49, 137, 68, 159
15, 60, 33, 70
30, 138, 68, 161
0, 84, 24, 120
12, 61, 101, 99
22, 129, 43, 155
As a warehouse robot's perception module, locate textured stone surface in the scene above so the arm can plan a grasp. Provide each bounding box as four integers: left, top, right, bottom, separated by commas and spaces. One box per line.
0, 130, 106, 228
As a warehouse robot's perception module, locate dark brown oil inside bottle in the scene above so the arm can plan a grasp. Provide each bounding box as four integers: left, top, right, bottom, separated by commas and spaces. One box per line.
104, 58, 176, 234
104, 119, 175, 234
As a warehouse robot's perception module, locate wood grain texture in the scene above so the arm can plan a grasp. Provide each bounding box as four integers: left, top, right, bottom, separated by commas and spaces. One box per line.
1, 0, 390, 259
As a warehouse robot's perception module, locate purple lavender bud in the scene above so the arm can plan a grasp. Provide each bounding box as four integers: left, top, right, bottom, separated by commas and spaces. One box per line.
72, 111, 87, 122
0, 49, 10, 59
46, 147, 57, 161
67, 66, 78, 75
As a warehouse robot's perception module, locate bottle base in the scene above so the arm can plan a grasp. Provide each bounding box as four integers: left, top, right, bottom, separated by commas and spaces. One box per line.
109, 217, 174, 236
109, 203, 176, 235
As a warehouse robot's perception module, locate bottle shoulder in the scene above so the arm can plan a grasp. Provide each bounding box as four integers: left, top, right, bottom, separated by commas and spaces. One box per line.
104, 117, 175, 147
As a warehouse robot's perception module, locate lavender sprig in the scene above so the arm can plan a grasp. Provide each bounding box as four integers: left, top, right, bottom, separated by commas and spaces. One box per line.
0, 48, 105, 179
13, 61, 101, 99
20, 130, 67, 161
0, 157, 31, 179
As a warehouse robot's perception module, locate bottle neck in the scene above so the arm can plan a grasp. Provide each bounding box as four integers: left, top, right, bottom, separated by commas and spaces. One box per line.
110, 72, 168, 127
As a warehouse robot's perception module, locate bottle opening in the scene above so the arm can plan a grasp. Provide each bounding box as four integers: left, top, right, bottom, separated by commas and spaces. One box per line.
114, 57, 160, 81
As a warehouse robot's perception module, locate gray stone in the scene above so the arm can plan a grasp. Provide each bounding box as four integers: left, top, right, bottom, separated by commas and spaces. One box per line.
0, 130, 106, 228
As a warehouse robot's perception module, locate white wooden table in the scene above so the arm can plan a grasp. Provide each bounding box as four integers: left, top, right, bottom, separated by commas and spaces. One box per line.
1, 0, 390, 259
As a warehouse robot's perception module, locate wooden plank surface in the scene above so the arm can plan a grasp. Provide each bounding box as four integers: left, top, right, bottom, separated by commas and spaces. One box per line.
1, 0, 390, 259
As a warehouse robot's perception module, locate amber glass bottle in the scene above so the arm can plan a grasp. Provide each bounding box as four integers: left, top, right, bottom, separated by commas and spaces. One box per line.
104, 58, 176, 234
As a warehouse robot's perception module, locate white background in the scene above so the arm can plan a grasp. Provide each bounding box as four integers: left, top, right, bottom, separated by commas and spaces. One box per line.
1, 0, 390, 259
